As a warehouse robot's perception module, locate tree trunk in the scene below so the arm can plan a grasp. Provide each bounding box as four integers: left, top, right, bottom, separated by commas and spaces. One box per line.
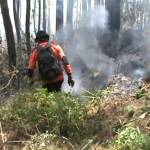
56, 0, 63, 31
47, 1, 50, 34
0, 0, 16, 69
26, 0, 31, 55
38, 0, 41, 31
13, 0, 21, 44
105, 0, 121, 33
43, 0, 46, 30
33, 0, 37, 34
95, 0, 100, 6
95, 0, 100, 7
67, 0, 74, 25
82, 0, 87, 13
87, 0, 91, 11
13, 0, 22, 66
13, 0, 21, 43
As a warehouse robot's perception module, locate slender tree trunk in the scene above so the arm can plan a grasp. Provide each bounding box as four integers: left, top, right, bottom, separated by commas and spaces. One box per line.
95, 0, 100, 7
38, 0, 41, 31
56, 0, 63, 31
67, 0, 74, 25
101, 0, 121, 58
43, 0, 46, 30
87, 0, 91, 11
0, 0, 16, 69
13, 0, 22, 66
16, 0, 20, 15
13, 0, 21, 43
26, 0, 31, 55
66, 0, 74, 45
47, 1, 51, 34
33, 0, 37, 34
82, 0, 87, 13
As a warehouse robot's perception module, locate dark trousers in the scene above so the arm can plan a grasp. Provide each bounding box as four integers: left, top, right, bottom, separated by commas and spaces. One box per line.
42, 80, 63, 92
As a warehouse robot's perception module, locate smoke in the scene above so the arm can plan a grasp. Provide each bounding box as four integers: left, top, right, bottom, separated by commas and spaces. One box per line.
116, 30, 150, 79
56, 5, 150, 94
60, 6, 117, 93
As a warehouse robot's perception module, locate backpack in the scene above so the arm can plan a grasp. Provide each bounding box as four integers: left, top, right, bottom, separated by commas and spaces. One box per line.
37, 46, 62, 81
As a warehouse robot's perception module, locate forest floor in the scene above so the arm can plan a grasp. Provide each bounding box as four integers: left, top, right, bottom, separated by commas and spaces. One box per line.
0, 74, 150, 150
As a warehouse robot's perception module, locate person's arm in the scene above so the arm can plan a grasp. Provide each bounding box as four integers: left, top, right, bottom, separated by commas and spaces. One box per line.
52, 43, 74, 87
62, 56, 75, 87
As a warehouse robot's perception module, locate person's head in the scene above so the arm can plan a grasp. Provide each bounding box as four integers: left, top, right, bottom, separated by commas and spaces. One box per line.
35, 30, 49, 43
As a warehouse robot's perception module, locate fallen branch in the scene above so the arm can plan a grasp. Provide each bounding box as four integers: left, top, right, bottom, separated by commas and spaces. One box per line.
5, 140, 29, 144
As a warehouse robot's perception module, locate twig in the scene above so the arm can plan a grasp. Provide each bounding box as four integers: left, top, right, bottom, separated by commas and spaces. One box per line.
81, 136, 97, 150
35, 125, 41, 135
145, 118, 150, 129
81, 139, 94, 150
61, 136, 75, 150
5, 140, 29, 144
0, 69, 18, 94
141, 84, 150, 91
82, 89, 95, 96
0, 122, 6, 150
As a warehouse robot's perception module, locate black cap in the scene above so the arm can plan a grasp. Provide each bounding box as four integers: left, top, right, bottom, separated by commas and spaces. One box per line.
35, 30, 49, 42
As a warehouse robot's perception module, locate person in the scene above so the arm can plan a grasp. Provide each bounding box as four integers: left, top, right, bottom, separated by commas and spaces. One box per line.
27, 30, 74, 92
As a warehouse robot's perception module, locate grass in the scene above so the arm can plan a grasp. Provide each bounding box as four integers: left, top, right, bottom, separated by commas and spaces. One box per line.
112, 127, 150, 150
0, 84, 149, 149
0, 88, 87, 138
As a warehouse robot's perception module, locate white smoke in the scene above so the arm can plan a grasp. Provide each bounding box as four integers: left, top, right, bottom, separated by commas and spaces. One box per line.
57, 4, 150, 94
61, 6, 116, 93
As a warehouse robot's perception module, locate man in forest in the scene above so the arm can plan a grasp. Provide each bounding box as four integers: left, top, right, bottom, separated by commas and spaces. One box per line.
27, 30, 74, 92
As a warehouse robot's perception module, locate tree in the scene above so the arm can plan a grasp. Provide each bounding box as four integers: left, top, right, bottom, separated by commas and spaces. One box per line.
87, 0, 91, 11
0, 0, 16, 69
99, 0, 121, 58
32, 0, 37, 34
47, 1, 51, 34
95, 0, 100, 7
67, 0, 74, 25
26, 0, 31, 55
82, 0, 87, 13
43, 0, 46, 30
38, 0, 41, 31
105, 0, 121, 33
13, 0, 21, 44
56, 0, 63, 31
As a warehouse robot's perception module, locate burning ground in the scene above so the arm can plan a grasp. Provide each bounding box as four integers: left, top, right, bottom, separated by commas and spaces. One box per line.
57, 6, 150, 93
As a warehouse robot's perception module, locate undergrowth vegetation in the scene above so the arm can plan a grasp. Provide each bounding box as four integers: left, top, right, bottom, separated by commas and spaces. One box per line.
0, 89, 87, 138
0, 85, 150, 150
112, 127, 150, 150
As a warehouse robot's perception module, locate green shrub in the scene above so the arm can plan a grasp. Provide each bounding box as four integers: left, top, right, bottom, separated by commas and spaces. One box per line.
0, 88, 87, 137
112, 127, 150, 150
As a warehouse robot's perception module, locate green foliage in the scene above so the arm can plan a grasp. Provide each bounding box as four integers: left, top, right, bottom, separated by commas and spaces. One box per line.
136, 89, 146, 99
112, 127, 150, 150
136, 88, 150, 99
81, 88, 109, 101
0, 88, 87, 137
